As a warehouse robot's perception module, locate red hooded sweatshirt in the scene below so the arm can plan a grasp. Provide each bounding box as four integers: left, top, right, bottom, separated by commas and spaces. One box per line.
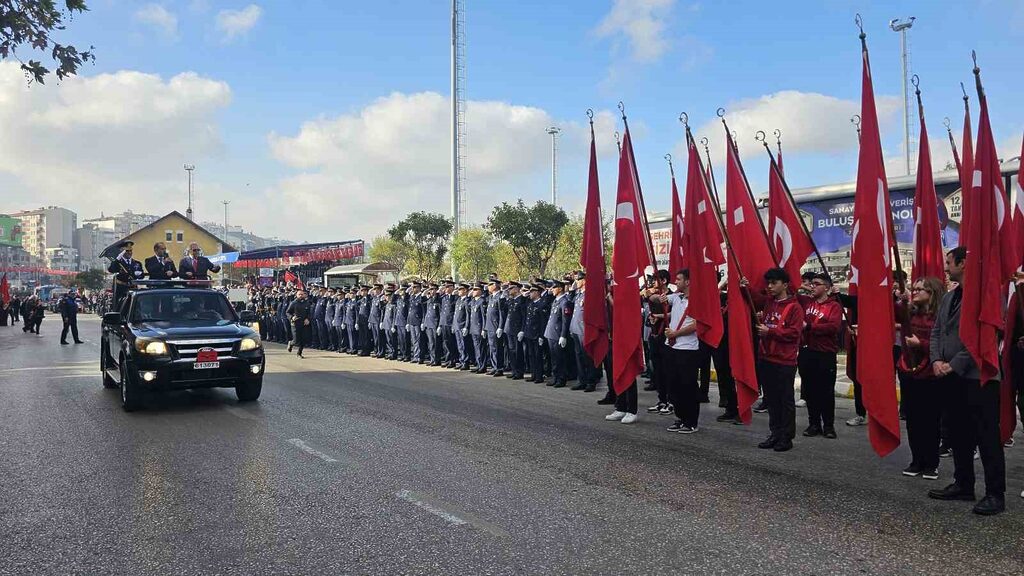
758, 295, 805, 366
801, 298, 843, 353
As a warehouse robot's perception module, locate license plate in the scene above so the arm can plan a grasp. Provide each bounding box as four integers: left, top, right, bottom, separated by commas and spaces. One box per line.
193, 362, 220, 370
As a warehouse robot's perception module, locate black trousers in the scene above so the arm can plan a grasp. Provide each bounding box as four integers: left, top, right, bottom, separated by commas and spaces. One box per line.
649, 340, 669, 403
60, 317, 79, 342
507, 333, 524, 376
527, 338, 543, 381
900, 372, 941, 470
666, 346, 706, 427
848, 345, 867, 417
359, 319, 372, 354
614, 382, 638, 414
698, 346, 712, 399
798, 348, 837, 430
547, 338, 566, 384
711, 337, 737, 414
757, 360, 798, 441
943, 375, 1005, 496
290, 321, 307, 354
311, 319, 322, 348
572, 333, 598, 385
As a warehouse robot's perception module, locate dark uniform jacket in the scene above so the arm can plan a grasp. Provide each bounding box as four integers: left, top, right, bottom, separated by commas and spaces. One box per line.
525, 297, 546, 340
144, 255, 178, 280
503, 294, 528, 336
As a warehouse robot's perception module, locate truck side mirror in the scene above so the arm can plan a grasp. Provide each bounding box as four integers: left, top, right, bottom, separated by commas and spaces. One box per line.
103, 312, 122, 325
239, 310, 256, 323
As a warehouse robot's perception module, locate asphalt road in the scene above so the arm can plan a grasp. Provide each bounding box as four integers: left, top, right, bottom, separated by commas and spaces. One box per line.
2, 315, 1023, 576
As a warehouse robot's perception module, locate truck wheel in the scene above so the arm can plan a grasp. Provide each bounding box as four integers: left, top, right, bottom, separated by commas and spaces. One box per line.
120, 359, 144, 412
100, 346, 117, 389
236, 379, 262, 402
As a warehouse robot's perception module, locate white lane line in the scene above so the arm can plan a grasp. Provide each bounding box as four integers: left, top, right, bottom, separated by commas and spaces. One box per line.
46, 373, 99, 380
395, 490, 468, 526
286, 438, 338, 463
0, 365, 96, 372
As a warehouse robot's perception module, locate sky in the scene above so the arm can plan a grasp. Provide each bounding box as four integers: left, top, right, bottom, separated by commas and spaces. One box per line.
2, 0, 1022, 244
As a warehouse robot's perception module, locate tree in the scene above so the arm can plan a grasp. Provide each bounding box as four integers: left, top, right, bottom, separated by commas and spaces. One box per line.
450, 227, 496, 281
493, 241, 524, 280
388, 212, 452, 281
368, 235, 411, 276
549, 212, 613, 277
74, 268, 104, 290
486, 200, 568, 277
0, 1, 95, 84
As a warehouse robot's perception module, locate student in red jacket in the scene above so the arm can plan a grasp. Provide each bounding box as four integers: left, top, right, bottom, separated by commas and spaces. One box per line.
754, 267, 805, 452
898, 276, 945, 480
798, 272, 843, 439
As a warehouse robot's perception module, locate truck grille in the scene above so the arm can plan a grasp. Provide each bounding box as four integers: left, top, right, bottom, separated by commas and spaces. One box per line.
167, 338, 238, 360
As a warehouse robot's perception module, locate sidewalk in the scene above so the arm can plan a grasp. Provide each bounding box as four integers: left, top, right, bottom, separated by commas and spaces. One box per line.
710, 356, 897, 401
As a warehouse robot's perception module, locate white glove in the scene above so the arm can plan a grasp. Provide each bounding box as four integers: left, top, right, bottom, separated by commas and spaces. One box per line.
538, 338, 544, 345
436, 327, 442, 335
559, 336, 567, 348
391, 327, 396, 334
420, 324, 425, 330
406, 324, 411, 331
496, 328, 504, 338
355, 323, 360, 330
341, 324, 347, 329
517, 332, 524, 342
379, 322, 384, 329
134, 270, 143, 277
461, 328, 468, 337
481, 330, 486, 337
117, 250, 126, 259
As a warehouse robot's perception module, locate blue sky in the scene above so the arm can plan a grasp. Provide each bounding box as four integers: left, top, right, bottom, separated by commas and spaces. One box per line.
3, 0, 1022, 242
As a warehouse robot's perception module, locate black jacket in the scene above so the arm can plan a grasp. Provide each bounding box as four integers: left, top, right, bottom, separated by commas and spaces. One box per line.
179, 255, 221, 280
144, 255, 179, 280
286, 298, 311, 323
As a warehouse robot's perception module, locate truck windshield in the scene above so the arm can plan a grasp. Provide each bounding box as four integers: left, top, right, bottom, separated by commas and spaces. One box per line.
130, 292, 238, 324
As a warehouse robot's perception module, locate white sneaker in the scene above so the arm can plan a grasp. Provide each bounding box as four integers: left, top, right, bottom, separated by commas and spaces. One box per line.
620, 412, 638, 424
846, 415, 866, 427
605, 410, 626, 421
795, 399, 807, 408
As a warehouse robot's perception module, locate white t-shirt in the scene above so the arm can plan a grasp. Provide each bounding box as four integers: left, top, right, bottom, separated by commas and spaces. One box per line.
665, 293, 698, 350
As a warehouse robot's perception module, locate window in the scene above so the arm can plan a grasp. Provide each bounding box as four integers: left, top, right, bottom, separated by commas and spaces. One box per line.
165, 230, 173, 242
176, 231, 184, 243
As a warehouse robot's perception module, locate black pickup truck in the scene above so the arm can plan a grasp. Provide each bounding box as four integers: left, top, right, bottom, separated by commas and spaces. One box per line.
100, 282, 265, 411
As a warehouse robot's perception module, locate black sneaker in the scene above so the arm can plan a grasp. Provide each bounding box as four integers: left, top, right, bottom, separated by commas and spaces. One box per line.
802, 426, 822, 437
922, 468, 939, 480
822, 428, 838, 439
752, 399, 768, 413
773, 439, 793, 452
757, 437, 777, 449
902, 464, 922, 477
666, 420, 684, 432
647, 402, 664, 413
679, 425, 699, 434
716, 412, 738, 423
938, 445, 953, 458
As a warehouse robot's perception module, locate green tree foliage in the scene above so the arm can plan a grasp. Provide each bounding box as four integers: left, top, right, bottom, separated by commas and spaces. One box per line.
486, 200, 568, 277
493, 242, 524, 281
549, 212, 613, 277
449, 227, 496, 281
0, 1, 95, 84
73, 268, 105, 290
368, 235, 411, 277
388, 212, 452, 281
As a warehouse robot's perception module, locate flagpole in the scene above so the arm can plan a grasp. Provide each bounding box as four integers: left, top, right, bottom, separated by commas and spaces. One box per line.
774, 129, 784, 172
700, 136, 723, 212
587, 108, 608, 269
618, 101, 658, 273
756, 132, 832, 277
719, 109, 778, 265
851, 115, 861, 142
944, 117, 961, 175
682, 117, 758, 314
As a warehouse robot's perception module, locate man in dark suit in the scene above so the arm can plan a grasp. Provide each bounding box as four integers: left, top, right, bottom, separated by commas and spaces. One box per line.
144, 242, 178, 280
58, 288, 84, 344
179, 242, 221, 281
927, 246, 1005, 516
107, 240, 144, 307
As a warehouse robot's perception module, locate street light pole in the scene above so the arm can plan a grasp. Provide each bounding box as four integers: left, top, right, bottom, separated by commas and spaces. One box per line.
890, 17, 915, 176
221, 200, 230, 251
546, 126, 560, 205
183, 164, 196, 221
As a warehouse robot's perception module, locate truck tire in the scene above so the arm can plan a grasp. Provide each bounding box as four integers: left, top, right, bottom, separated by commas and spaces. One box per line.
120, 357, 144, 412
236, 379, 262, 402
100, 346, 117, 389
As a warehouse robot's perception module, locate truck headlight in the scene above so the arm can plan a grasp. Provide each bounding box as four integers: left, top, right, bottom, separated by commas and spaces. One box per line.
239, 337, 261, 351
135, 339, 168, 355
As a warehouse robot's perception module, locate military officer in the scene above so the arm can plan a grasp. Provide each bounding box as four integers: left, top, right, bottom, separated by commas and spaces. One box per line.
323, 289, 337, 351
422, 283, 441, 365
524, 284, 547, 383
107, 241, 144, 307
404, 282, 422, 363
381, 285, 396, 359
468, 284, 487, 372
502, 281, 528, 380
452, 283, 470, 369
369, 284, 384, 357
544, 279, 572, 388
484, 278, 506, 377
439, 280, 455, 367
394, 284, 409, 361
332, 288, 346, 352
569, 272, 598, 392
343, 288, 358, 354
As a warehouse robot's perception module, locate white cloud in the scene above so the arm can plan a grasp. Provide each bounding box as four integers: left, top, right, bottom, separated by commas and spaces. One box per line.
0, 62, 231, 218
266, 92, 617, 241
595, 0, 675, 62
134, 4, 178, 39
685, 90, 902, 163
216, 4, 263, 43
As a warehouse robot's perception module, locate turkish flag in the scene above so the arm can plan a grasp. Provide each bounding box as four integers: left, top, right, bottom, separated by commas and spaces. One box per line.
724, 131, 776, 423
669, 170, 685, 275
768, 155, 814, 285
580, 123, 609, 367
1001, 292, 1022, 443
911, 106, 945, 282
0, 274, 9, 306
961, 72, 1014, 384
850, 39, 900, 457
682, 132, 725, 347
610, 127, 650, 395
958, 104, 974, 247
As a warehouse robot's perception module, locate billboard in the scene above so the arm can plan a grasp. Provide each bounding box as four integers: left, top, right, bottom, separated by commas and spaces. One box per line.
0, 215, 23, 247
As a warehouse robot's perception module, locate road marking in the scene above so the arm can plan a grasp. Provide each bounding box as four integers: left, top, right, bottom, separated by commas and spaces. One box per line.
0, 364, 95, 373
395, 490, 509, 537
286, 438, 338, 463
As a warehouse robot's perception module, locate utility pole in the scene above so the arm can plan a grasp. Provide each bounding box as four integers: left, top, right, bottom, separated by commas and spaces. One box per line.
451, 0, 467, 280
546, 126, 560, 205
221, 200, 230, 251
890, 17, 915, 175
183, 164, 196, 221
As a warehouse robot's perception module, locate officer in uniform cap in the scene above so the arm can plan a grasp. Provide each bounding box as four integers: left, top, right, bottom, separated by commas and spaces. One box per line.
394, 283, 409, 361
406, 281, 425, 363
452, 283, 471, 369
544, 278, 571, 387
107, 240, 144, 307
439, 280, 455, 367
484, 278, 506, 376
469, 283, 487, 372
525, 283, 548, 382
422, 283, 441, 365
369, 284, 384, 357
381, 285, 397, 359
502, 280, 529, 380
331, 288, 346, 352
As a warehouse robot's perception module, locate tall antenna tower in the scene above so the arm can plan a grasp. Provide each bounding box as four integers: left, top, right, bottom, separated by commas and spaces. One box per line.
451, 0, 467, 235
183, 164, 195, 221
890, 17, 916, 175
546, 126, 560, 205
